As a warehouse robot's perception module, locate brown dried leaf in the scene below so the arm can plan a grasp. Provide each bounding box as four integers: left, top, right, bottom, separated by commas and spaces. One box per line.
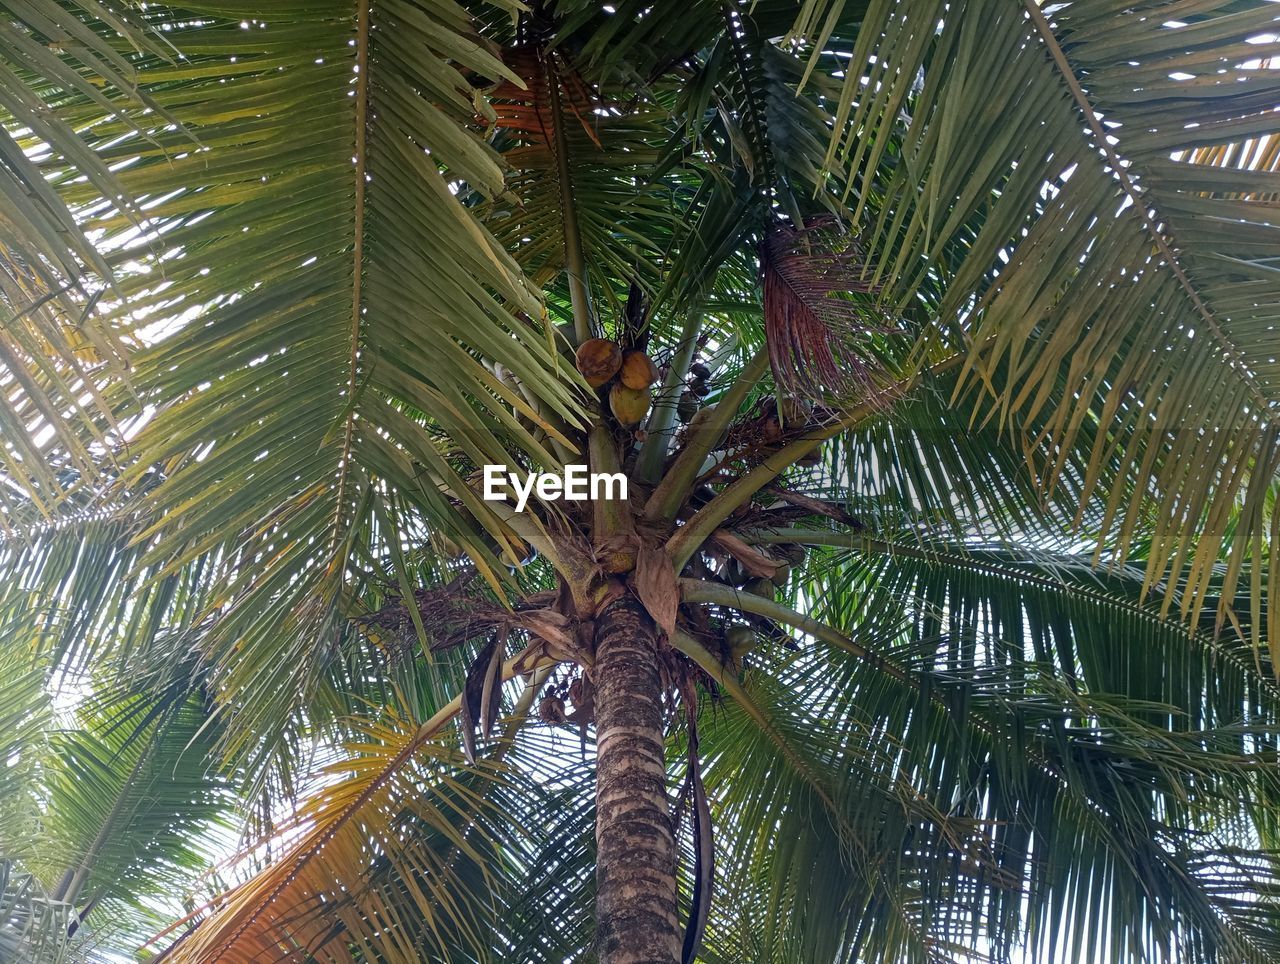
566, 675, 595, 724
478, 629, 505, 742
490, 46, 603, 149
764, 486, 862, 527
538, 695, 568, 725
633, 546, 679, 639
513, 608, 575, 651
761, 216, 888, 394
710, 530, 779, 579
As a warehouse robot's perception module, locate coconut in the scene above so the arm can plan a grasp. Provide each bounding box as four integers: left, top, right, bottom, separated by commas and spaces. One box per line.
619, 350, 660, 390
609, 383, 651, 426
575, 338, 622, 388
677, 391, 699, 422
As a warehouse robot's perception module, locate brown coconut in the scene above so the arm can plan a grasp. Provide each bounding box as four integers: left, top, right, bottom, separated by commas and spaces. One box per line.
609, 383, 651, 426
619, 350, 660, 390
575, 338, 622, 388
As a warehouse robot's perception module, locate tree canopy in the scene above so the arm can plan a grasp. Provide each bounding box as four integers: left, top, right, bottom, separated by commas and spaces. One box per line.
2, 0, 1280, 961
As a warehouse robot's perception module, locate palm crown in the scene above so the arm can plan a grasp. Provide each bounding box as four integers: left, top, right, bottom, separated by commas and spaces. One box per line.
2, 1, 1280, 961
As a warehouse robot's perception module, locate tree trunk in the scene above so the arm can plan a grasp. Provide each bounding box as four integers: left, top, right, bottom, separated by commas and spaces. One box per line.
593, 595, 680, 963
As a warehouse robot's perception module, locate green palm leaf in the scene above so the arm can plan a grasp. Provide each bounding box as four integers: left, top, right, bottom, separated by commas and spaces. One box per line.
2, 1, 1280, 961
802, 0, 1280, 631
2, 0, 588, 780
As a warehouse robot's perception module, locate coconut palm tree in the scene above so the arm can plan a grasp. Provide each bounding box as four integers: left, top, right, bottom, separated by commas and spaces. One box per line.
3, 0, 1280, 961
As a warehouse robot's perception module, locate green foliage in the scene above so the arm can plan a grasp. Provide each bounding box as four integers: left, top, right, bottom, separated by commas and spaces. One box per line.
1, 0, 1279, 961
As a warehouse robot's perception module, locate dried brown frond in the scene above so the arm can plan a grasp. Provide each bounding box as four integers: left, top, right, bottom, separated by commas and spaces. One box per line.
356, 571, 503, 659
761, 216, 887, 394
488, 46, 603, 150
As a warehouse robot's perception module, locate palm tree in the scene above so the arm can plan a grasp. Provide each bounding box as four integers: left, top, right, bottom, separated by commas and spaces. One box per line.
3, 0, 1280, 960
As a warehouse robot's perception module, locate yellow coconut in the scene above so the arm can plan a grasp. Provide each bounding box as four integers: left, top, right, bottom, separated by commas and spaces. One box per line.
575, 338, 623, 388
619, 350, 660, 390
609, 382, 651, 426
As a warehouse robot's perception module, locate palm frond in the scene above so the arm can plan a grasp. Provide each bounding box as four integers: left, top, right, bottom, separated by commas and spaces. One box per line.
0, 1, 182, 503
162, 689, 543, 962
801, 0, 1280, 629
761, 215, 883, 392
1, 0, 586, 783
679, 533, 1280, 962
3, 1, 1280, 961
0, 862, 74, 964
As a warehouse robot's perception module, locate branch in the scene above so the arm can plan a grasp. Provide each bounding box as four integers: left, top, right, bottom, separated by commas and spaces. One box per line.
665, 390, 890, 570
665, 345, 977, 569
329, 0, 371, 557
678, 576, 905, 681
548, 63, 592, 344
635, 312, 704, 484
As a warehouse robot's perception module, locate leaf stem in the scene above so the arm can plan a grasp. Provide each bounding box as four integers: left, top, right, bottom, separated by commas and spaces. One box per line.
329, 0, 371, 560
678, 577, 903, 678
644, 349, 769, 525
547, 61, 593, 344
635, 312, 704, 484
665, 345, 978, 569
665, 389, 890, 569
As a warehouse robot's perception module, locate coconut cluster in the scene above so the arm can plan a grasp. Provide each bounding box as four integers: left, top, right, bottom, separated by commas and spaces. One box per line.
574, 338, 659, 427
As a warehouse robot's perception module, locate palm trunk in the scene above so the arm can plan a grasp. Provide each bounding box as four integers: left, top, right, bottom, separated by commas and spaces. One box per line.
593, 595, 680, 963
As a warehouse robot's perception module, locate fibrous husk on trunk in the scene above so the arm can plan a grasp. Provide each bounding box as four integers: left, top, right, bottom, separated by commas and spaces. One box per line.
632, 545, 679, 640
